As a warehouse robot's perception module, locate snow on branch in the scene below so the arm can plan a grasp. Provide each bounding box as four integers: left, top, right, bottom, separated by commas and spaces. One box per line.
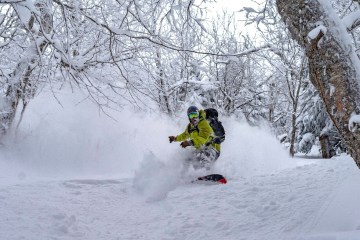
349, 113, 360, 132
85, 11, 271, 58
166, 77, 214, 96
308, 25, 327, 48
240, 5, 267, 26
117, 30, 271, 57
342, 10, 360, 32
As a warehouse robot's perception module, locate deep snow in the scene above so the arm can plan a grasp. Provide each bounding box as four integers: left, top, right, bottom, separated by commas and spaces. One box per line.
1, 90, 360, 240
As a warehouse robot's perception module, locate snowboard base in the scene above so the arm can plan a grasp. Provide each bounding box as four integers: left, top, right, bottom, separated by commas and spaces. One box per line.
193, 174, 227, 184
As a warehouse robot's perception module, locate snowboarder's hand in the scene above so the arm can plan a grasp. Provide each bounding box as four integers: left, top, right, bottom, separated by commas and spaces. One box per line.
180, 141, 191, 148
169, 136, 176, 143
212, 137, 221, 144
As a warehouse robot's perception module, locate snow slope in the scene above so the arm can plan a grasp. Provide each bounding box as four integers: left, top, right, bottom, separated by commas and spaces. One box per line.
1, 90, 360, 240
1, 156, 360, 240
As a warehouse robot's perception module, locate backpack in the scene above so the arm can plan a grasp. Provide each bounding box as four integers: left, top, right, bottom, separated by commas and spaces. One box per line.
204, 108, 225, 144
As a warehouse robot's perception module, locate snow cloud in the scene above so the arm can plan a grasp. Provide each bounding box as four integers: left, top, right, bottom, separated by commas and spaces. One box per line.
0, 89, 294, 183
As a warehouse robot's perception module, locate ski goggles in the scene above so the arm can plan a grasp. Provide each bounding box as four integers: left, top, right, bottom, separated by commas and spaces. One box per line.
188, 112, 199, 119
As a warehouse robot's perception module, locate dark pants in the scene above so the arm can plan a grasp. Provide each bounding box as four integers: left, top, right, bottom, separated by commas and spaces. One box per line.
191, 146, 220, 170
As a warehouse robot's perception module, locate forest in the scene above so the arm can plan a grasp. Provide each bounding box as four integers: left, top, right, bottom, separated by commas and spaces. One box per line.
1, 0, 360, 165
3, 1, 360, 239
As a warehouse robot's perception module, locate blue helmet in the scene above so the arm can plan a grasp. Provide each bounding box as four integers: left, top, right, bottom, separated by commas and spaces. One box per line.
187, 106, 199, 115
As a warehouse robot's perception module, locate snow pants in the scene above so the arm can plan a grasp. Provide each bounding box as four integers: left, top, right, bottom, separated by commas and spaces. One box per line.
190, 146, 220, 170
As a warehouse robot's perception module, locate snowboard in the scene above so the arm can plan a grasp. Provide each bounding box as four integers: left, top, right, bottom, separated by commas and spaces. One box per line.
193, 174, 227, 184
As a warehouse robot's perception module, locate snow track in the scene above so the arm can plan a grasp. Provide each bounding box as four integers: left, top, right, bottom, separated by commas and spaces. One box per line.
1, 156, 360, 240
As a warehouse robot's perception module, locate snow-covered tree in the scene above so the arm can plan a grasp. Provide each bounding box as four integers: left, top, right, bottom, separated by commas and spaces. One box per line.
0, 0, 53, 135
0, 0, 213, 136
296, 81, 346, 157
244, 0, 311, 156
277, 0, 360, 167
197, 11, 270, 124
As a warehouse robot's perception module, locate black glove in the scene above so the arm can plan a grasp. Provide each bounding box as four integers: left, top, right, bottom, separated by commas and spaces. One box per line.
212, 137, 222, 144
180, 141, 191, 148
169, 136, 176, 143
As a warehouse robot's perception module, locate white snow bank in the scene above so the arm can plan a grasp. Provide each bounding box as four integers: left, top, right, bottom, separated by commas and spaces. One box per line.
309, 158, 360, 234
298, 156, 360, 240
300, 231, 360, 240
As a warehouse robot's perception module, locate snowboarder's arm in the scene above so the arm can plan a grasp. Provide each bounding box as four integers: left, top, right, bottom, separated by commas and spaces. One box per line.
175, 127, 190, 142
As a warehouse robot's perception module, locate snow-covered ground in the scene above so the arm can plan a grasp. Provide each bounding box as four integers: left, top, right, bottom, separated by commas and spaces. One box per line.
1, 90, 360, 240
1, 156, 360, 240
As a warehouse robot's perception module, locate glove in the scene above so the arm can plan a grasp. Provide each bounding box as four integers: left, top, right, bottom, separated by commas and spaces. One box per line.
211, 136, 225, 144
212, 137, 221, 144
169, 136, 176, 143
180, 141, 191, 148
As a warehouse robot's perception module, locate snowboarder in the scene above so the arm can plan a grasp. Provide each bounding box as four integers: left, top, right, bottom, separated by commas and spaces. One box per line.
168, 106, 221, 170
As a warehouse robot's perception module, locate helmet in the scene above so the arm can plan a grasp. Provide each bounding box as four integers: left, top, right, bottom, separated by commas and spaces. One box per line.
187, 106, 199, 115
187, 106, 199, 124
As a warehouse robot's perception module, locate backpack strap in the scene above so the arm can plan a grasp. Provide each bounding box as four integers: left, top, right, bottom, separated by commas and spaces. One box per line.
187, 123, 199, 133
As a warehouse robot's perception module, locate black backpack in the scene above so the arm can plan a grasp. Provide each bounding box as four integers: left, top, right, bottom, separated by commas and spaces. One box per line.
204, 108, 225, 144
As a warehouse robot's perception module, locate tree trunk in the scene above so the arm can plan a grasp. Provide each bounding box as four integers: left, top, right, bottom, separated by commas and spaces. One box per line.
289, 109, 297, 157
0, 0, 53, 136
277, 0, 360, 168
319, 135, 333, 159
155, 49, 171, 115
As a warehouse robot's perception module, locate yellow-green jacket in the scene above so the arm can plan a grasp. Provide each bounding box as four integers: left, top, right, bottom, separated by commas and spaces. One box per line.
175, 110, 221, 152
